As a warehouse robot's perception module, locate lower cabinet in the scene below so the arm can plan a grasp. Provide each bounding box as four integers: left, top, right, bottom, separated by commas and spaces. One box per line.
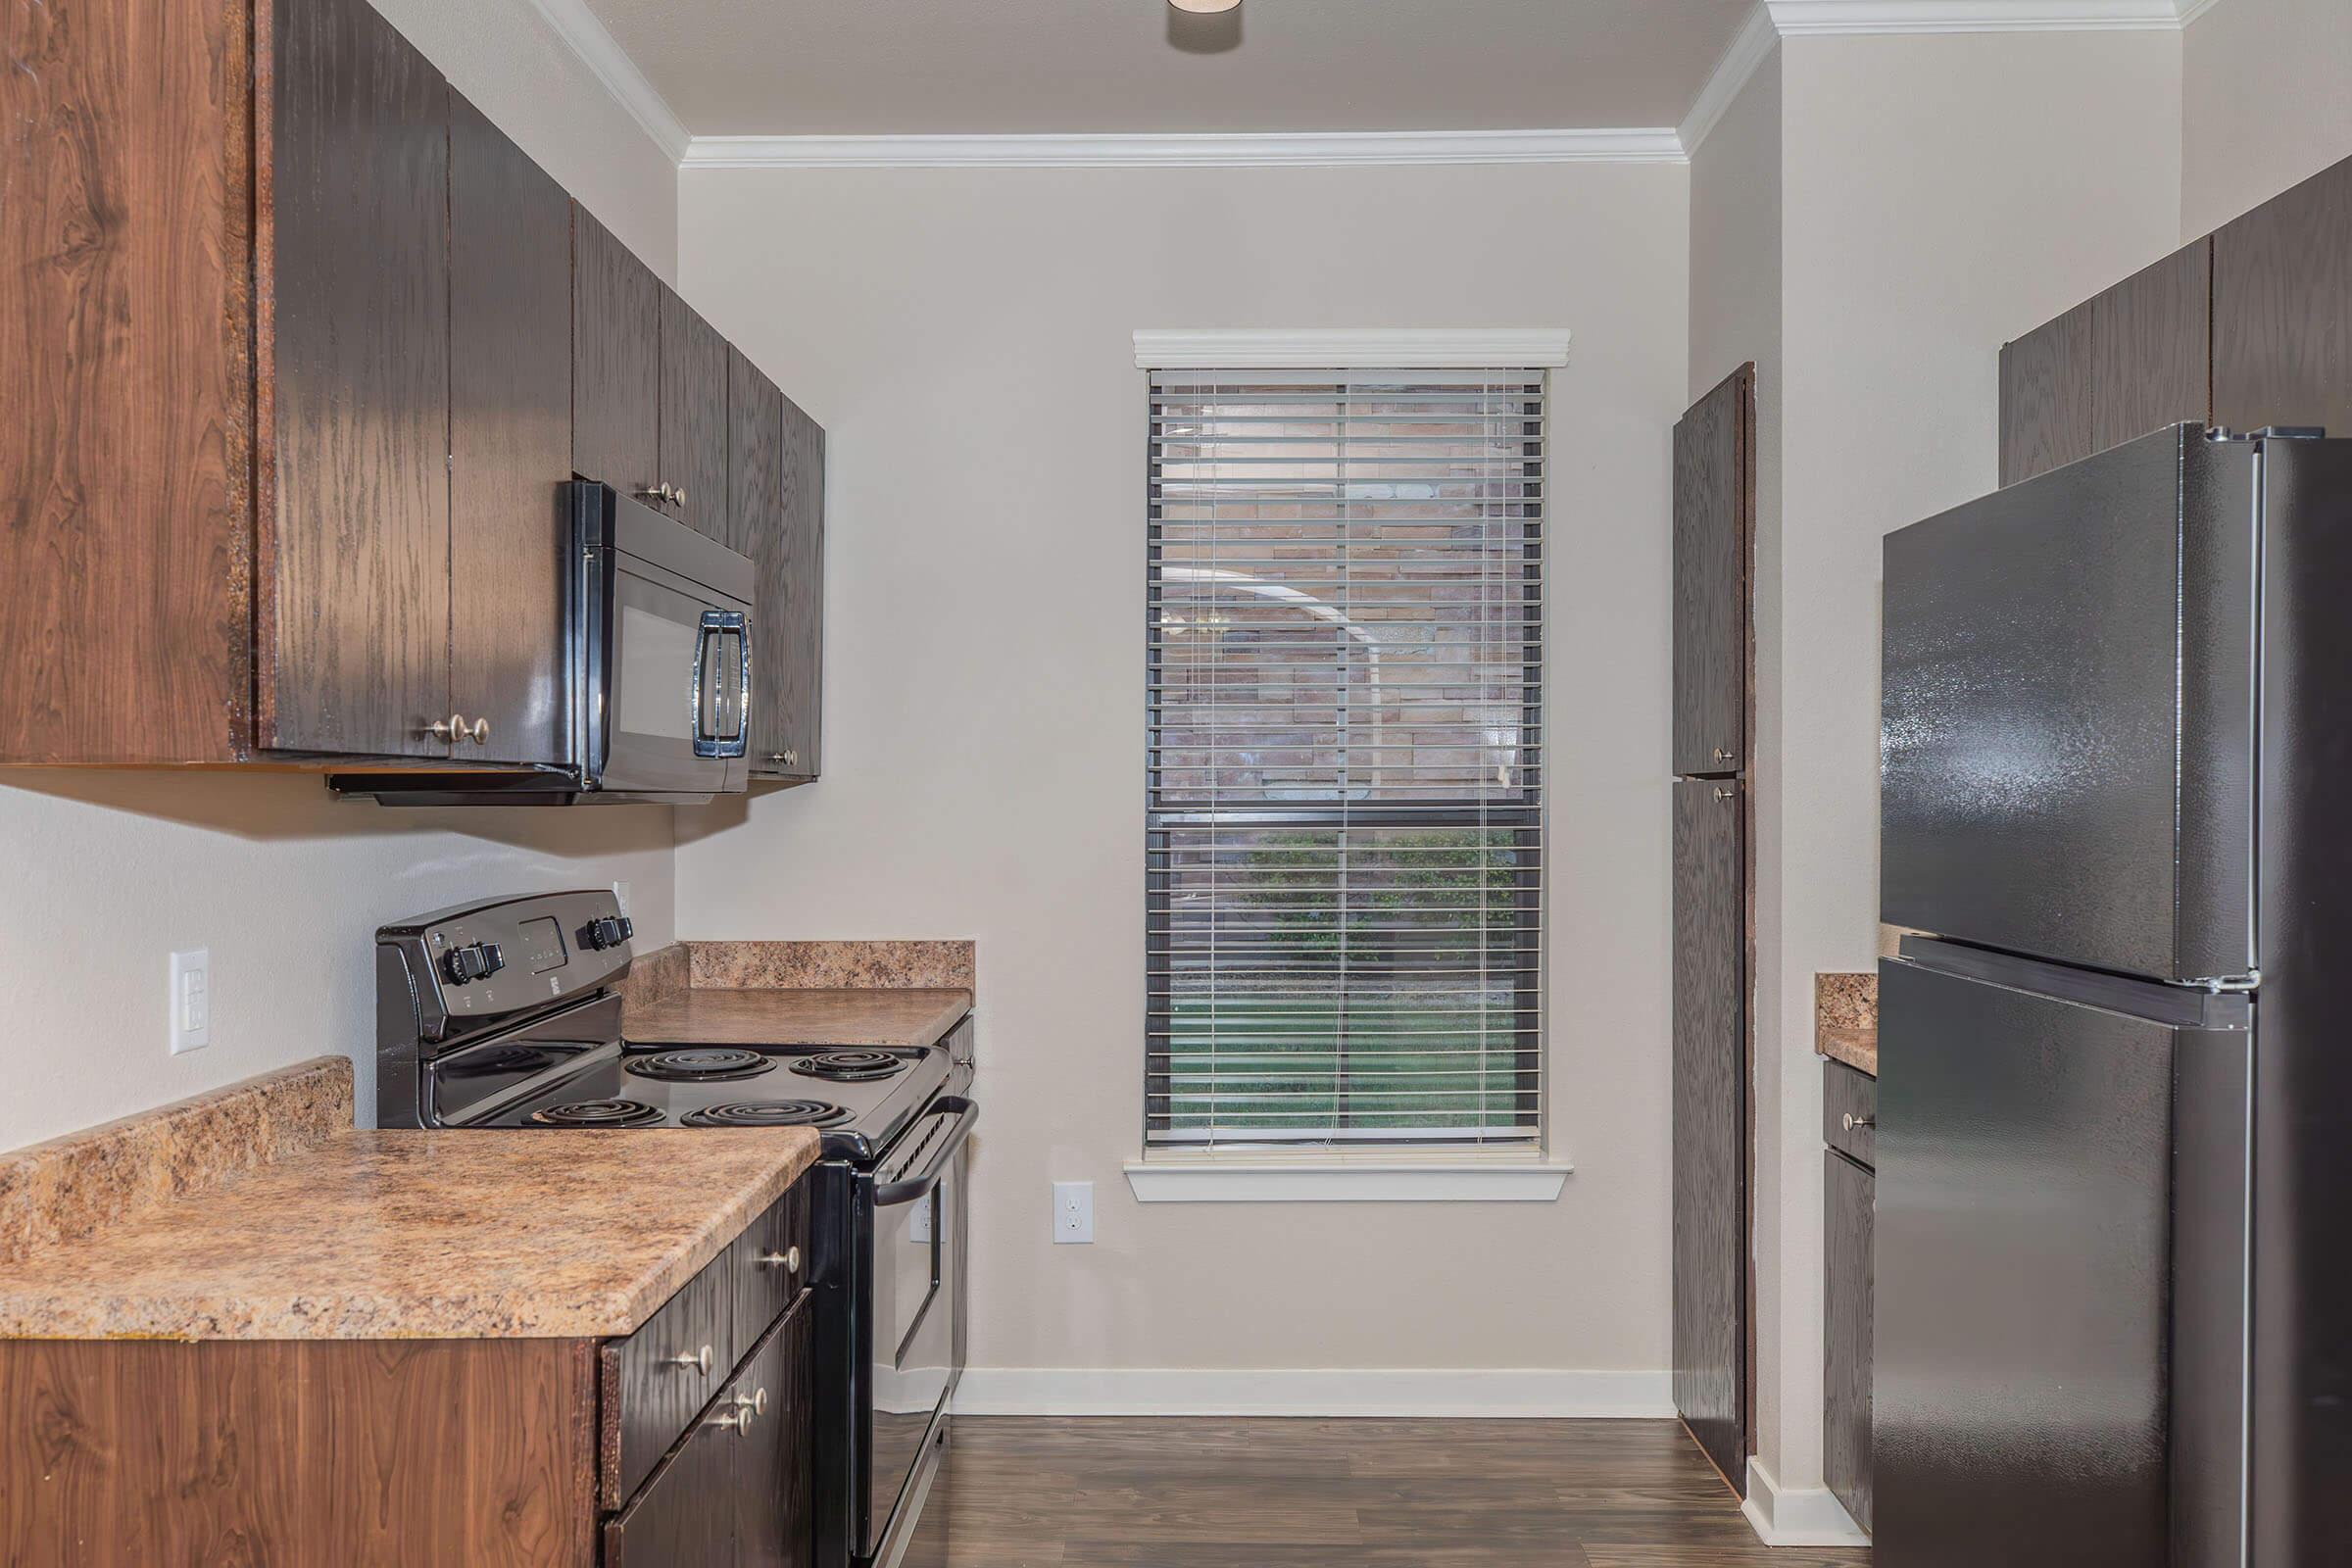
0, 1179, 815, 1566
1823, 1064, 1876, 1534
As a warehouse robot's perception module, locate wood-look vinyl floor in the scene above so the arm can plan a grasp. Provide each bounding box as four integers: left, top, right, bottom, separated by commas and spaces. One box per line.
927, 1417, 1871, 1566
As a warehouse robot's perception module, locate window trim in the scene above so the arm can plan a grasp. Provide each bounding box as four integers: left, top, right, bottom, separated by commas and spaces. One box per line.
1137, 333, 1563, 1184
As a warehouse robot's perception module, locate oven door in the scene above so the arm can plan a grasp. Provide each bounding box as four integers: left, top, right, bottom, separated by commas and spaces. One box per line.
592, 558, 751, 796
860, 1098, 975, 1564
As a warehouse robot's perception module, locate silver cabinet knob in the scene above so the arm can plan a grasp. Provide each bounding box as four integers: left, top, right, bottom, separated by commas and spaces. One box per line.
425, 712, 466, 742
1713, 786, 1735, 802
756, 1246, 802, 1276
764, 750, 800, 769
1842, 1112, 1875, 1132
1714, 747, 1735, 763
672, 485, 688, 506
665, 1344, 712, 1376
733, 1387, 767, 1429
636, 482, 682, 507
469, 716, 491, 745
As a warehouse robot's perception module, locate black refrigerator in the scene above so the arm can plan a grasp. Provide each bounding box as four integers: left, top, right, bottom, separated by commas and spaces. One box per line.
1877, 424, 2352, 1567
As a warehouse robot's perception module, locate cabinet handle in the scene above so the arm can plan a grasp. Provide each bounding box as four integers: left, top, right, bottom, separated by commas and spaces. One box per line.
735, 1388, 767, 1427
469, 717, 491, 745
664, 1344, 712, 1376
765, 750, 799, 769
424, 712, 466, 742
1713, 786, 1735, 802
1714, 747, 1735, 763
1842, 1112, 1875, 1133
756, 1246, 801, 1276
636, 482, 681, 507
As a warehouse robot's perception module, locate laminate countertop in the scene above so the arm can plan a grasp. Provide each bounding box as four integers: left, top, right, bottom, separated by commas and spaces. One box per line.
0, 1127, 818, 1342
625, 987, 973, 1051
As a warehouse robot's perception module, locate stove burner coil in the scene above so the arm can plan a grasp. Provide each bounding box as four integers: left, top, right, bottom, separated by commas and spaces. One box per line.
789, 1050, 907, 1083
680, 1100, 854, 1129
625, 1049, 777, 1083
527, 1099, 664, 1128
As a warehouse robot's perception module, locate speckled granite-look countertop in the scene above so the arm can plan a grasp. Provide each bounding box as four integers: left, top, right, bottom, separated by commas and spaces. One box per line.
0, 1125, 818, 1341
626, 987, 972, 1051
1816, 972, 1879, 1077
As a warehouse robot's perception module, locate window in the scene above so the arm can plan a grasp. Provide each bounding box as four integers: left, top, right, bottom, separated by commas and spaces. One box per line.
1145, 363, 1545, 1156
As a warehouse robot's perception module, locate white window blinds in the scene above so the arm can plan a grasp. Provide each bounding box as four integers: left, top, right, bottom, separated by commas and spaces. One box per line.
1146, 368, 1545, 1152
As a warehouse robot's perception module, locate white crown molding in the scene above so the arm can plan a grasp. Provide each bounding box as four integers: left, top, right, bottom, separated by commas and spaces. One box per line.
680, 127, 1686, 171
2177, 0, 2224, 21
954, 1367, 1672, 1418
1741, 1458, 1873, 1546
1132, 328, 1573, 371
1681, 5, 1782, 156
522, 0, 690, 162
1122, 1157, 1573, 1201
1766, 0, 2198, 33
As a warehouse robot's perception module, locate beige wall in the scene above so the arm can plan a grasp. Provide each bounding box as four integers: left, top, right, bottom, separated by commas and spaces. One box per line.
1761, 26, 2183, 1491
2183, 0, 2352, 239
0, 0, 684, 1153
1688, 43, 1786, 1481
372, 0, 681, 279
676, 162, 1690, 1374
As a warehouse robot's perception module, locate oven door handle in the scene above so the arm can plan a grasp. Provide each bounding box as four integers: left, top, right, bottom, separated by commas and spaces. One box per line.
874, 1097, 978, 1206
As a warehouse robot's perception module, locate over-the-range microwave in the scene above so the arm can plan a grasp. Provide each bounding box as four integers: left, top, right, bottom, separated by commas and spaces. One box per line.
334, 482, 754, 806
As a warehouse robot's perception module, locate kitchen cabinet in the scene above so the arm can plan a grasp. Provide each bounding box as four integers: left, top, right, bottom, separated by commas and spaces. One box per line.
1672, 366, 1752, 776
573, 210, 663, 503
1672, 776, 1746, 1491
1825, 1136, 1875, 1533
664, 291, 735, 544
0, 1182, 815, 1566
751, 390, 828, 781
259, 0, 451, 758
1999, 241, 2213, 488
2214, 156, 2352, 441
449, 91, 572, 766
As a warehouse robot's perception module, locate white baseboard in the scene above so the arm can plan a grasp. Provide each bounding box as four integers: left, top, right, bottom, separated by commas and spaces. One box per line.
1740, 1457, 1871, 1546
952, 1367, 1674, 1418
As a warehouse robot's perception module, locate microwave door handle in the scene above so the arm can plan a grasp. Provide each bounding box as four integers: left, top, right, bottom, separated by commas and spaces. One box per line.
730, 619, 752, 748
692, 611, 750, 760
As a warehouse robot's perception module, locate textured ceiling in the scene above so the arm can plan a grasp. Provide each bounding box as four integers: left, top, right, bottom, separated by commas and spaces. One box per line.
585, 0, 1752, 137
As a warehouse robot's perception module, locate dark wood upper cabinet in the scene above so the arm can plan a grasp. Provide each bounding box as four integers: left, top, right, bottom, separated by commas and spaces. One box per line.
1998, 301, 2093, 487
573, 210, 662, 499
449, 92, 572, 767
1672, 365, 1752, 777
2214, 156, 2352, 441
2092, 241, 2212, 454
755, 393, 828, 780
257, 0, 452, 757
728, 348, 784, 564
663, 290, 733, 543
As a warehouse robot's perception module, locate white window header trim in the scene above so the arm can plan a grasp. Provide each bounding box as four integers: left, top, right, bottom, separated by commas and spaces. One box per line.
1133, 328, 1572, 370
1124, 1160, 1573, 1204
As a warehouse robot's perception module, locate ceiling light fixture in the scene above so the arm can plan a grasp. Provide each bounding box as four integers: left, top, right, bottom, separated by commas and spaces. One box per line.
1169, 0, 1242, 13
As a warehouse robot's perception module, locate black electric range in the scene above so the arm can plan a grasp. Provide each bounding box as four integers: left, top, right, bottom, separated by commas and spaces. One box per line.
374, 890, 972, 1568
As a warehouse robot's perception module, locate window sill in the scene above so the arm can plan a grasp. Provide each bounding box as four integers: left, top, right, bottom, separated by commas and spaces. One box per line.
1122, 1157, 1572, 1204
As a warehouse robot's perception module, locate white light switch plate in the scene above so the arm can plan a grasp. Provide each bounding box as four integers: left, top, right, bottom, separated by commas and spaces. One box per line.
1054, 1181, 1094, 1244
170, 948, 212, 1054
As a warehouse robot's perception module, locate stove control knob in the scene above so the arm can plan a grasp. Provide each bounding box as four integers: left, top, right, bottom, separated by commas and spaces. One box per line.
580, 915, 633, 952
441, 941, 505, 986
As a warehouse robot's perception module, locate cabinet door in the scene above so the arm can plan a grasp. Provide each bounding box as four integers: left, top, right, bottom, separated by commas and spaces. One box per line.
734, 1298, 815, 1568
2213, 156, 2352, 440
448, 92, 569, 765
662, 289, 732, 543
572, 209, 661, 499
2091, 241, 2212, 453
602, 1403, 736, 1568
754, 393, 827, 779
1824, 1149, 1874, 1534
1671, 776, 1745, 1490
1671, 366, 1751, 776
1998, 301, 2093, 487
259, 0, 450, 756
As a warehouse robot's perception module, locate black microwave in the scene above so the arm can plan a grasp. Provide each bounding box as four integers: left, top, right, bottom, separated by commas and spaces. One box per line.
334, 483, 754, 806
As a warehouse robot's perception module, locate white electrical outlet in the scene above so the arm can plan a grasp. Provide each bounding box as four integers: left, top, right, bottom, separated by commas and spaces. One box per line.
612, 879, 632, 915
907, 1198, 933, 1244
1053, 1181, 1094, 1245
169, 949, 212, 1054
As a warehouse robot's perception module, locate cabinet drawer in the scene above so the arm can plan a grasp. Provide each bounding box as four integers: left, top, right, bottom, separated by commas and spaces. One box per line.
729, 1180, 814, 1349
602, 1383, 738, 1567
1823, 1059, 1877, 1168
601, 1248, 735, 1509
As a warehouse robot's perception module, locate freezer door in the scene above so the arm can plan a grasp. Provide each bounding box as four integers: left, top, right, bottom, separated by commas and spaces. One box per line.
1881, 425, 2257, 982
1875, 951, 2249, 1568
